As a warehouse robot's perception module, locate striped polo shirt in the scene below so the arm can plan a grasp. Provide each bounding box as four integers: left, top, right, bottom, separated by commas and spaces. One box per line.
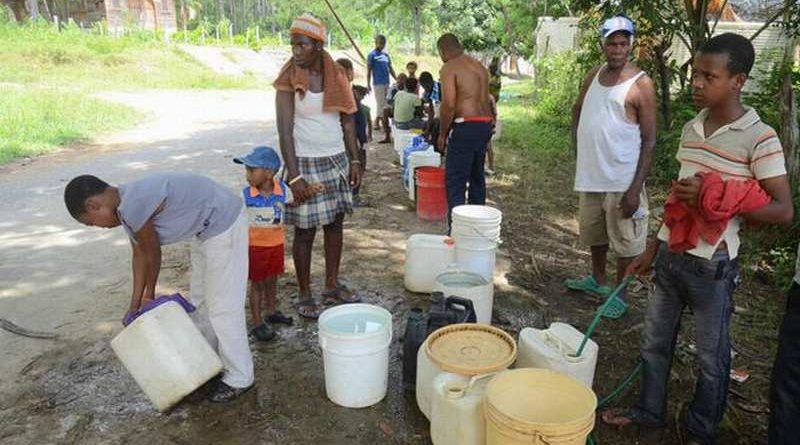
657, 106, 787, 259
243, 179, 293, 248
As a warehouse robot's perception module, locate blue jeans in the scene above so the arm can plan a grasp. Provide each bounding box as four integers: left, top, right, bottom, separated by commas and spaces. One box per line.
445, 121, 492, 222
637, 244, 739, 444
769, 282, 800, 445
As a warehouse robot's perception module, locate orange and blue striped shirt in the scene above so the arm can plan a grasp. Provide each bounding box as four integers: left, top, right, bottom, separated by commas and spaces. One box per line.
243, 179, 292, 248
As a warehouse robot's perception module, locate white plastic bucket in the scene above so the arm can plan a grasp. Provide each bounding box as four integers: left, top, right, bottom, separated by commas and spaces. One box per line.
318, 304, 392, 408
433, 270, 494, 324
516, 323, 599, 388
405, 234, 456, 293
451, 205, 503, 224
110, 300, 223, 412
453, 234, 498, 282
451, 205, 502, 281
394, 129, 414, 160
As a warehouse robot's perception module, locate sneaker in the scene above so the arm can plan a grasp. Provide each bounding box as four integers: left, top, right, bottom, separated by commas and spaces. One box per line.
207, 381, 254, 403
249, 323, 276, 342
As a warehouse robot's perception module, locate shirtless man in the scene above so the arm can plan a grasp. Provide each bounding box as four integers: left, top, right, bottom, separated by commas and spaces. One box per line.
564, 15, 656, 304
437, 33, 493, 224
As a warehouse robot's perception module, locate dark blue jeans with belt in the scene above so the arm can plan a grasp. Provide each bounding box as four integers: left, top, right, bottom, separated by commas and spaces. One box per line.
636, 244, 739, 445
769, 282, 800, 445
445, 121, 492, 222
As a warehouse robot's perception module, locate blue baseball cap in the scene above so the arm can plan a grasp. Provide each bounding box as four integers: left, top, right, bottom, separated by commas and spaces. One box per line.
233, 146, 282, 171
601, 15, 635, 40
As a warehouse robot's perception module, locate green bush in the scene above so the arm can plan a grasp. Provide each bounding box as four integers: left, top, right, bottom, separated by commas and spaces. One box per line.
531, 51, 583, 128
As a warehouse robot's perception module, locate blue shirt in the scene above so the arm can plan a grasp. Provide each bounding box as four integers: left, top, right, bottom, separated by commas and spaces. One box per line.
354, 106, 368, 144
242, 179, 292, 247
424, 81, 441, 104
367, 49, 392, 86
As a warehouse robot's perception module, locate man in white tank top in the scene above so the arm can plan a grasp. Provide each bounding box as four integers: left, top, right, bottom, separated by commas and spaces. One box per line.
565, 15, 657, 304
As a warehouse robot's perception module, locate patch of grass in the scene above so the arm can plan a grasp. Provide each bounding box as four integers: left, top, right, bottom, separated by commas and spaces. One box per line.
0, 22, 260, 90
495, 78, 576, 217
0, 87, 140, 163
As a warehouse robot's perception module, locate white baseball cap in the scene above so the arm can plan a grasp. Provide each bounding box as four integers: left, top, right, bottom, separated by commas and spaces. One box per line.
601, 15, 635, 40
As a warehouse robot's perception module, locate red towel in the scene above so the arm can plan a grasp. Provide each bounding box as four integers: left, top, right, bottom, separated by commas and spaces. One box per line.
664, 172, 771, 252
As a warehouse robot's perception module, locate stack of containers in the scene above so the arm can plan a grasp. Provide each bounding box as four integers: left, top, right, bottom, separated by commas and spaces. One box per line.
416, 324, 517, 445
450, 205, 502, 282
484, 369, 597, 445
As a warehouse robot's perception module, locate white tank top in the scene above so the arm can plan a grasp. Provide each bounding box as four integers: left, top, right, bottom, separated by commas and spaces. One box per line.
574, 67, 645, 192
293, 91, 345, 158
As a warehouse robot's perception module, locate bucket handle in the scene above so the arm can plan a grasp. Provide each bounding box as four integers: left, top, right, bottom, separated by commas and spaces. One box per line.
456, 223, 502, 245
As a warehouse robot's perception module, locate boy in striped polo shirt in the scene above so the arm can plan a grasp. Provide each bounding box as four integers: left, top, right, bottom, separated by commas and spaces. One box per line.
602, 34, 793, 445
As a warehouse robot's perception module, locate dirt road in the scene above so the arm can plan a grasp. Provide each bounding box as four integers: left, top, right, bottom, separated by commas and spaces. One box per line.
0, 87, 772, 445
0, 89, 528, 444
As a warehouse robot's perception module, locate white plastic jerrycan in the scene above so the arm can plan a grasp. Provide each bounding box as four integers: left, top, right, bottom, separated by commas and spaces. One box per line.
111, 295, 223, 412
430, 372, 495, 445
516, 322, 599, 388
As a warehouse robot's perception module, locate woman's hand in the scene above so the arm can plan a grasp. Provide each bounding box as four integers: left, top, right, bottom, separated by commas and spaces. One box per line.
290, 178, 312, 204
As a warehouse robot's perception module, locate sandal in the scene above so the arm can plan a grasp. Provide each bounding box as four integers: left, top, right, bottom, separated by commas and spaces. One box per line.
564, 276, 612, 296
601, 295, 629, 320
296, 298, 322, 319
322, 282, 362, 304
249, 323, 276, 342
265, 310, 294, 326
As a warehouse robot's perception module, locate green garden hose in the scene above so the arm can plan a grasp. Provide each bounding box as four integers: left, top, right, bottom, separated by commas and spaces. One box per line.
576, 275, 642, 445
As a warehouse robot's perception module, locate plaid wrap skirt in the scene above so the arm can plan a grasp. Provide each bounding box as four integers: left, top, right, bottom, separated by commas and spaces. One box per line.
284, 152, 353, 229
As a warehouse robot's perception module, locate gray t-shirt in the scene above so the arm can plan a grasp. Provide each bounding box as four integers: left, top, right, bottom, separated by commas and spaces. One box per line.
117, 172, 242, 245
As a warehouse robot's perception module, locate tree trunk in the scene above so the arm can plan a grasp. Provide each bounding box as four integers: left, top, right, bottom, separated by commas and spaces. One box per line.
413, 4, 420, 56
24, 0, 39, 19
654, 38, 673, 129
780, 37, 800, 183
4, 0, 25, 20
40, 0, 51, 20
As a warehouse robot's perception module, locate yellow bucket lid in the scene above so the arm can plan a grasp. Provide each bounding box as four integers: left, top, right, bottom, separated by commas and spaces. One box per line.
425, 323, 517, 376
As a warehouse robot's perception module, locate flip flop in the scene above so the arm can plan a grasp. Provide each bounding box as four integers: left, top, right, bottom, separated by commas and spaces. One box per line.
296, 298, 322, 319
601, 295, 629, 319
265, 311, 294, 326
249, 323, 276, 342
322, 282, 362, 304
564, 276, 612, 296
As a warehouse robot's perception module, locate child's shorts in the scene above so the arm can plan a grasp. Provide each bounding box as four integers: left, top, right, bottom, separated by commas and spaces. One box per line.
248, 244, 285, 281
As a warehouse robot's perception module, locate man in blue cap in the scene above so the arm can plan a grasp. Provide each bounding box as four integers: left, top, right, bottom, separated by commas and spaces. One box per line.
566, 14, 657, 308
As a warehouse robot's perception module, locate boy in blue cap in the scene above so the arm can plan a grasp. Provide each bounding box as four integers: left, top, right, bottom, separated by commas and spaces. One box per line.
234, 146, 323, 341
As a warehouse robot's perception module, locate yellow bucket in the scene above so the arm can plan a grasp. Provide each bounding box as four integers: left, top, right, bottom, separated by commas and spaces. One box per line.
484, 368, 597, 445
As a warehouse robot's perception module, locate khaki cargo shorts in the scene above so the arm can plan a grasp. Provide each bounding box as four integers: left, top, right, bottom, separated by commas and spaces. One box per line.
578, 188, 648, 258
373, 84, 388, 113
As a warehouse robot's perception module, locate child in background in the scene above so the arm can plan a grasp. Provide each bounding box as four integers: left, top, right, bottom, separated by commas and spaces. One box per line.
406, 61, 420, 94
336, 57, 355, 83
234, 146, 296, 341
406, 61, 418, 79
352, 85, 371, 206
380, 73, 408, 144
